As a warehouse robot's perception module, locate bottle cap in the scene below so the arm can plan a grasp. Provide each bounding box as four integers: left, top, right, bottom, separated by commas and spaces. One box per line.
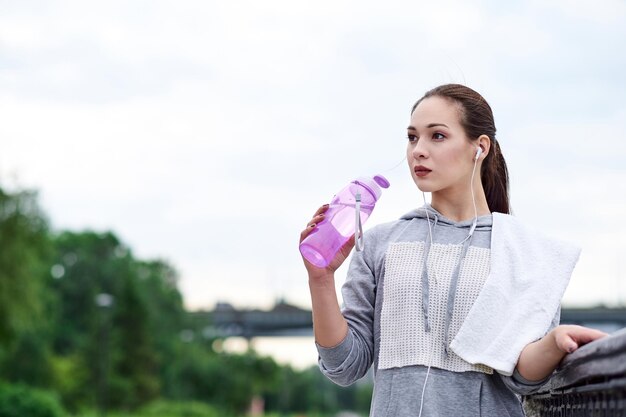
373, 175, 390, 189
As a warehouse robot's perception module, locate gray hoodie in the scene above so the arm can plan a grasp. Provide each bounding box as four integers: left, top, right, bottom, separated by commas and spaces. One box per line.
316, 205, 557, 417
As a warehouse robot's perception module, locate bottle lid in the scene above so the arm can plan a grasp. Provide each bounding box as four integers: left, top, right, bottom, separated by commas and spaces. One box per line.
373, 175, 390, 189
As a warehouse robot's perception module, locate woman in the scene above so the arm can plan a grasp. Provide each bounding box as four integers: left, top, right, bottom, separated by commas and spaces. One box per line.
299, 84, 606, 416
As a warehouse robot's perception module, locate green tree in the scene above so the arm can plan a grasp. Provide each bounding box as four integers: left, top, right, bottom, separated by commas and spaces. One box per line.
48, 231, 127, 356
0, 187, 51, 345
0, 187, 55, 388
108, 273, 160, 410
44, 231, 126, 409
1, 331, 55, 387
47, 230, 186, 411
264, 364, 372, 416
167, 342, 281, 414
0, 383, 66, 417
136, 260, 185, 395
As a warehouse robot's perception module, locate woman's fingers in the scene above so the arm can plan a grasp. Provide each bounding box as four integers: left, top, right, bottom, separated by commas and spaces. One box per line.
305, 205, 330, 230
299, 204, 329, 243
312, 204, 330, 218
306, 213, 324, 228
555, 325, 609, 353
299, 222, 317, 242
557, 333, 579, 353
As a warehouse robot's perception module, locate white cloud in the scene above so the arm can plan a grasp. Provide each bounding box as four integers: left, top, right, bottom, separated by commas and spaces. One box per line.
537, 0, 626, 25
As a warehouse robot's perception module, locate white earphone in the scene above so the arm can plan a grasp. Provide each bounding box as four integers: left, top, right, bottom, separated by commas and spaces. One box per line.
474, 147, 483, 161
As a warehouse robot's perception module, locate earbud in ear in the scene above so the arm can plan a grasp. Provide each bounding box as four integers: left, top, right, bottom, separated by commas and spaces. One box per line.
474, 147, 483, 161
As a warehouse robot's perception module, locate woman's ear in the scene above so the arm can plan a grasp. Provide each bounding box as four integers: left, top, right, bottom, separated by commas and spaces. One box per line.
477, 134, 491, 159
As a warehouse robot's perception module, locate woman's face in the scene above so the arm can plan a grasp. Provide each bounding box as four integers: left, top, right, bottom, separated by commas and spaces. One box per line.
407, 96, 477, 195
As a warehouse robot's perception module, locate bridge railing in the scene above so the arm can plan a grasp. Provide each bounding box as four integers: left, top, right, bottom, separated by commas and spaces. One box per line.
523, 327, 626, 416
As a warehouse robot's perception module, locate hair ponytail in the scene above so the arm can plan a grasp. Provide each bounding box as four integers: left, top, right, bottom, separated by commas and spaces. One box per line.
412, 84, 511, 214
481, 139, 510, 214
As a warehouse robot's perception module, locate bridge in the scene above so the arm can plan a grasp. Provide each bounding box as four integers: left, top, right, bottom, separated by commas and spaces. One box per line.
193, 300, 313, 339
196, 301, 626, 339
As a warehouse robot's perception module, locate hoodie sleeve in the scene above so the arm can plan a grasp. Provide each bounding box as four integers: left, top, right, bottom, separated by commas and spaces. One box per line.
316, 227, 379, 386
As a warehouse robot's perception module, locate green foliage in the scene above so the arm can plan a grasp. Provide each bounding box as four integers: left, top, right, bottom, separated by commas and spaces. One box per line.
354, 381, 374, 414
0, 383, 66, 417
165, 344, 280, 414
135, 261, 185, 395
138, 400, 221, 417
71, 401, 228, 417
0, 185, 372, 416
0, 187, 56, 391
0, 188, 51, 344
45, 230, 184, 411
265, 365, 335, 414
48, 354, 91, 411
108, 274, 160, 409
0, 331, 55, 387
264, 365, 372, 416
48, 231, 128, 356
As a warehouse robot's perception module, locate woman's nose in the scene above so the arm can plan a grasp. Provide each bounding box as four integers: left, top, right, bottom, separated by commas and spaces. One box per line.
412, 143, 428, 159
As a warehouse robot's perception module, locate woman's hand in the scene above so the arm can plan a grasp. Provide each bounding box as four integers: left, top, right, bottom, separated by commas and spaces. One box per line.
300, 204, 351, 347
517, 324, 609, 382
299, 204, 355, 279
552, 324, 608, 354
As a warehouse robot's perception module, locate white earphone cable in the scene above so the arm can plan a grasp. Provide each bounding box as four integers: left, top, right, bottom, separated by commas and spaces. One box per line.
417, 151, 481, 417
469, 153, 479, 236
418, 191, 435, 417
417, 364, 431, 417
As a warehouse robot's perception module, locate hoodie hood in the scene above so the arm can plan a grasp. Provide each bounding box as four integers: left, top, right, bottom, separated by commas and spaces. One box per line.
400, 204, 493, 231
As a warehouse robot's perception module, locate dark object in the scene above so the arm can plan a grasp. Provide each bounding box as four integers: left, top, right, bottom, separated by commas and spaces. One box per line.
524, 327, 626, 416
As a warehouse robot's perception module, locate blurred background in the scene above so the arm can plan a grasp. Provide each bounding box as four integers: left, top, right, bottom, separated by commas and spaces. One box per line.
1, 0, 625, 416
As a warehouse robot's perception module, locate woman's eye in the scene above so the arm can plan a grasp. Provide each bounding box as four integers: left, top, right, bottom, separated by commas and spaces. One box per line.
407, 134, 418, 142
433, 132, 445, 140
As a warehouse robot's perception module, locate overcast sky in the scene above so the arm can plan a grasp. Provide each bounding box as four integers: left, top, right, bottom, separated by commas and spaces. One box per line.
2, 0, 625, 311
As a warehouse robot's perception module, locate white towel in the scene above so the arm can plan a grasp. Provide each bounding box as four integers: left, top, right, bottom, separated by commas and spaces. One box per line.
449, 213, 581, 376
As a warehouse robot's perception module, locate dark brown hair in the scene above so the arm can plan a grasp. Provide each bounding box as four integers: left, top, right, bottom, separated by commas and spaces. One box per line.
411, 84, 510, 214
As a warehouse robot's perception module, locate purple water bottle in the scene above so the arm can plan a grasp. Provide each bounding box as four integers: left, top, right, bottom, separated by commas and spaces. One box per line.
300, 175, 390, 268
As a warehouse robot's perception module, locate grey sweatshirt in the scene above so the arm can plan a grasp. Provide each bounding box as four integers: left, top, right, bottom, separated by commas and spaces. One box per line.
316, 205, 557, 417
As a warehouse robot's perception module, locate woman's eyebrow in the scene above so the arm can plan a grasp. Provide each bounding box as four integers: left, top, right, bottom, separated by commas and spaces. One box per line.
407, 123, 449, 130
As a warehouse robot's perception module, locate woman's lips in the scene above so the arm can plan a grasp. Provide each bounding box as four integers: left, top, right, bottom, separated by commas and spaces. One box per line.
414, 165, 432, 177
